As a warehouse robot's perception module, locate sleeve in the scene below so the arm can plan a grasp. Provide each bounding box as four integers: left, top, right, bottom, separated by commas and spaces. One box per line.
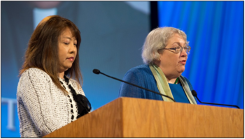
118, 69, 146, 99
17, 69, 66, 136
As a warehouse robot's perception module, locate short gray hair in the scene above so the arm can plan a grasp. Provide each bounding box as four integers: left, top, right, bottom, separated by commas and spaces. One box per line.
141, 27, 188, 64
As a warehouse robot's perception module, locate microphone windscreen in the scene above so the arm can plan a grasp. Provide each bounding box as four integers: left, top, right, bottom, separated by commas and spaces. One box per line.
191, 90, 197, 97
93, 69, 100, 74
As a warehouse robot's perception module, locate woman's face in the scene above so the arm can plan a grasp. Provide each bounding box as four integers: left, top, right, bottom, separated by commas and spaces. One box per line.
58, 28, 77, 72
157, 33, 188, 79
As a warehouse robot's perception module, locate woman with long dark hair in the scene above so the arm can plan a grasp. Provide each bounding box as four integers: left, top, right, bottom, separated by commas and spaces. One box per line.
17, 15, 91, 137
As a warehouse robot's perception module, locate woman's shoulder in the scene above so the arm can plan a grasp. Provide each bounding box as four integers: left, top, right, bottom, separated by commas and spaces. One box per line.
68, 78, 80, 85
20, 68, 51, 81
125, 64, 152, 77
17, 68, 53, 98
127, 64, 151, 74
123, 64, 154, 82
21, 67, 48, 75
68, 78, 84, 95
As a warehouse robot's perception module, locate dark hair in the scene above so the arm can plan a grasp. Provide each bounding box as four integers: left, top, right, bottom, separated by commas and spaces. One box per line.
20, 15, 82, 94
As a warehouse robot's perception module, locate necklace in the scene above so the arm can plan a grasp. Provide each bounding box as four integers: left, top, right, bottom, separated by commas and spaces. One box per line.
63, 76, 91, 118
174, 77, 179, 84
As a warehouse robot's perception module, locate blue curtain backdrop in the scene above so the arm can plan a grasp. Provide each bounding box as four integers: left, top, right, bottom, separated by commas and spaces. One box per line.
158, 1, 244, 108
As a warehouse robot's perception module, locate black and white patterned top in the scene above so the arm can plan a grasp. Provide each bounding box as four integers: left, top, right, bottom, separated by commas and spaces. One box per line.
17, 68, 85, 137
59, 78, 78, 122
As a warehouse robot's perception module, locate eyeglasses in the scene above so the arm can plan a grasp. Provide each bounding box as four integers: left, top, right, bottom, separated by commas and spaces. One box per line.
161, 45, 191, 54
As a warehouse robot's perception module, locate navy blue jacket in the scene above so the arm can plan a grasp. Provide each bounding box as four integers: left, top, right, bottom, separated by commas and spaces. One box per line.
119, 65, 193, 103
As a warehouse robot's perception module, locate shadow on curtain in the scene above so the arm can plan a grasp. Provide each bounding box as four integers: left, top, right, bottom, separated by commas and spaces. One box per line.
158, 1, 244, 108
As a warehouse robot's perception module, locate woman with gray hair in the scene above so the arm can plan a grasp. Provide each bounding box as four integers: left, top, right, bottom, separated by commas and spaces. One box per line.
119, 27, 197, 104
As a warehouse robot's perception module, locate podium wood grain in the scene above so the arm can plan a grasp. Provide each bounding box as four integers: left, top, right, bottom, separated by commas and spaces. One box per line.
44, 97, 243, 137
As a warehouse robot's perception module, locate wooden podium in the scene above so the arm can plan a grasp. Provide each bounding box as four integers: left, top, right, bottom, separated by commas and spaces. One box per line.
44, 97, 243, 137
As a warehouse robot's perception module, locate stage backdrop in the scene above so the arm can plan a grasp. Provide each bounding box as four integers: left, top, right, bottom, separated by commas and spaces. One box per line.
158, 1, 244, 108
1, 1, 243, 138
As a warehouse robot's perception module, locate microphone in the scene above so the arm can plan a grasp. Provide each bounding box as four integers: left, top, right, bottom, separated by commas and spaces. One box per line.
191, 90, 240, 109
93, 69, 176, 102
